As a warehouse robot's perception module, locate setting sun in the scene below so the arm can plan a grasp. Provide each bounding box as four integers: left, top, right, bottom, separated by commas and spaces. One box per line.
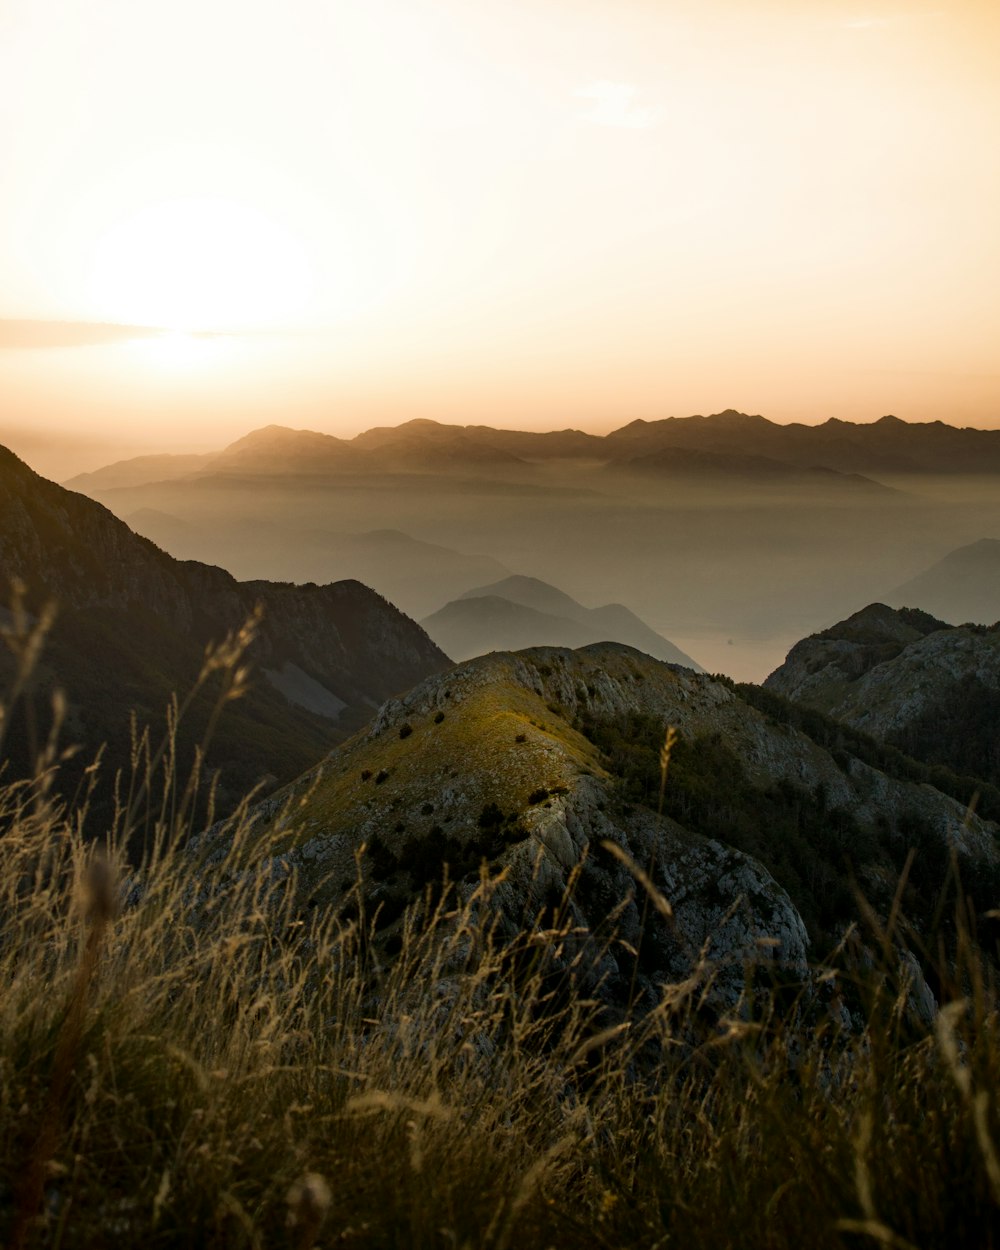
119, 329, 241, 373
87, 198, 313, 332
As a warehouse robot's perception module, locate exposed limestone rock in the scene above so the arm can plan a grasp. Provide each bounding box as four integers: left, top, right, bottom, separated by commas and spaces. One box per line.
764, 602, 1000, 790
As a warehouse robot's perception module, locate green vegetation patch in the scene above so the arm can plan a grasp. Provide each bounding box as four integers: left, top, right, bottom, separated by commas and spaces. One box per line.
576, 705, 1000, 955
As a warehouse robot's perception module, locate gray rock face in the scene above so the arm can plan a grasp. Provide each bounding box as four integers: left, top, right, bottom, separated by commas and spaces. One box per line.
764, 603, 1000, 775
763, 603, 948, 708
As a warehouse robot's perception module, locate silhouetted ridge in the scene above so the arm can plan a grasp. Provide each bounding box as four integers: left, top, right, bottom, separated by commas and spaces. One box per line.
0, 443, 449, 831
425, 574, 701, 668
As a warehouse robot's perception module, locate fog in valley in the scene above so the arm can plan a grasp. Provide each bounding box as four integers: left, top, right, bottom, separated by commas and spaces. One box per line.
62, 417, 1000, 682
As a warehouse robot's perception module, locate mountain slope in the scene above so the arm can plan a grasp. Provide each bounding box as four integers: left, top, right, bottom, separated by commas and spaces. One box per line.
0, 445, 449, 821
890, 539, 1000, 625
209, 424, 368, 474
457, 574, 585, 618
200, 644, 999, 1021
64, 452, 215, 492
350, 418, 528, 472
764, 603, 1000, 784
421, 595, 602, 659
437, 574, 702, 668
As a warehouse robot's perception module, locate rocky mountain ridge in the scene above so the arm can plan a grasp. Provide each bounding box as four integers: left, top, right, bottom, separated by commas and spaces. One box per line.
199, 642, 999, 1020
764, 603, 1000, 786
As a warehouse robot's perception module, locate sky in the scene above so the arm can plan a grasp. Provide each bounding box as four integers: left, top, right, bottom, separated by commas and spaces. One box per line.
2, 0, 1000, 477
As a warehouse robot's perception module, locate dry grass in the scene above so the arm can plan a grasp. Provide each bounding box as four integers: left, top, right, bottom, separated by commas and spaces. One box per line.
1, 610, 999, 1248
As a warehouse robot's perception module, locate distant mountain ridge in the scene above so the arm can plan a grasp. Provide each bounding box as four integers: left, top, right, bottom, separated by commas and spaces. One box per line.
63, 411, 1000, 493
890, 539, 1000, 625
0, 444, 449, 822
124, 510, 511, 620
603, 411, 1000, 475
422, 574, 702, 669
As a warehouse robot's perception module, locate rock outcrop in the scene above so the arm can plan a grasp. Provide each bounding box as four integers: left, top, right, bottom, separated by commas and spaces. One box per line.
764, 603, 1000, 785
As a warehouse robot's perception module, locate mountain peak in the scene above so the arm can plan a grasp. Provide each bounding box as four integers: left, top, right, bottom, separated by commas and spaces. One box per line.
433, 574, 701, 669
707, 409, 769, 424
222, 424, 347, 452
814, 602, 949, 646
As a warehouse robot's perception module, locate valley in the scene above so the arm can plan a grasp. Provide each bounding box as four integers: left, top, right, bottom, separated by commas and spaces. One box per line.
62, 413, 1000, 683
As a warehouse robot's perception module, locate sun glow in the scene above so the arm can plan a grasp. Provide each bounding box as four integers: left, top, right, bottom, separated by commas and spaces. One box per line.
88, 199, 314, 333
120, 330, 241, 373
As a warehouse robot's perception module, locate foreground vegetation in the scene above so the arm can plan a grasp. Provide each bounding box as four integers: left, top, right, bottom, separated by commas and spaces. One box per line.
2, 616, 1000, 1248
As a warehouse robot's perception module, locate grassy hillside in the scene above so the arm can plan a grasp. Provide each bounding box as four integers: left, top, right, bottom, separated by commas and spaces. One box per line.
3, 633, 1000, 1247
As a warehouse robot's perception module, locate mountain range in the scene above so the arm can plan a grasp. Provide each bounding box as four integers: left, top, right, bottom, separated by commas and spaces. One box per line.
201, 637, 1000, 1021
601, 411, 1000, 475
65, 410, 1000, 494
9, 430, 1000, 1023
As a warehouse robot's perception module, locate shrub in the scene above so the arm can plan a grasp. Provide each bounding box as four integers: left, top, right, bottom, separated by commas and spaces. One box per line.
478, 802, 505, 828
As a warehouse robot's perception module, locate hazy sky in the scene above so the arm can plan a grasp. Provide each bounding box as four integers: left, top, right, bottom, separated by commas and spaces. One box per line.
2, 0, 1000, 474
